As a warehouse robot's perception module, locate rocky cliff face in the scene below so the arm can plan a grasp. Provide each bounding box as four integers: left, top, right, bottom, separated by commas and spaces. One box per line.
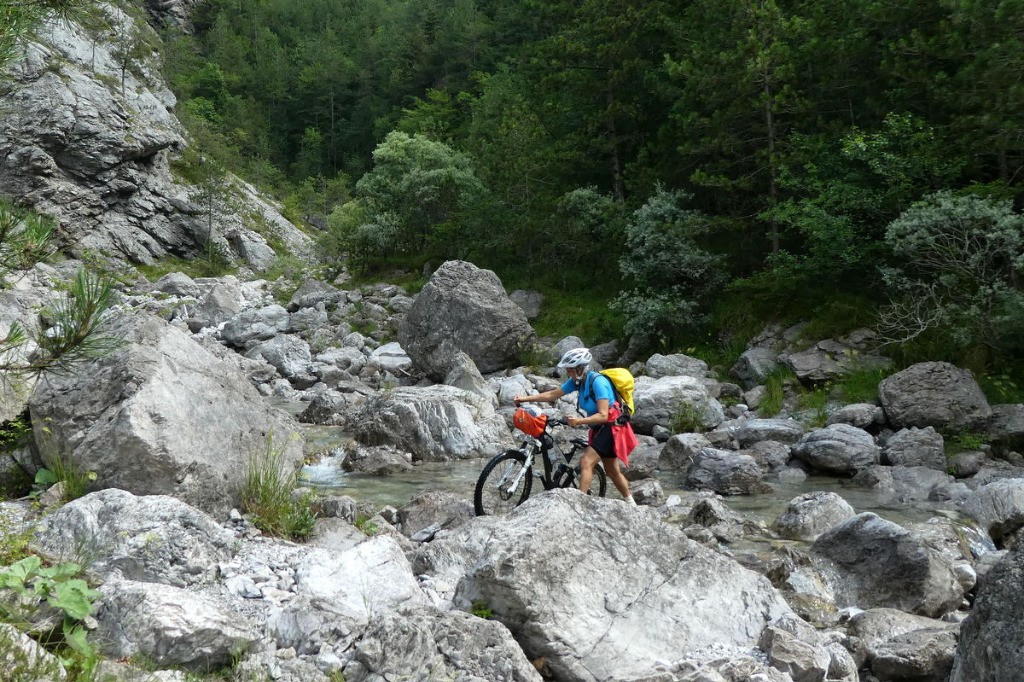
0, 2, 309, 269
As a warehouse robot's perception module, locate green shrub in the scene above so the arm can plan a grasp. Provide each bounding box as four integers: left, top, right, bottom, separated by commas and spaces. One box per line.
0, 555, 101, 678
470, 600, 494, 619
758, 369, 793, 417
834, 367, 891, 404
242, 436, 317, 541
353, 514, 379, 536
796, 385, 830, 428
0, 413, 32, 453
669, 402, 709, 434
944, 431, 986, 456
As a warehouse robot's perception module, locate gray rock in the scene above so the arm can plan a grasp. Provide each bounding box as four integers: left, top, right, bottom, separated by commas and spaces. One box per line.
878, 361, 992, 431
645, 353, 710, 379
827, 403, 885, 430
288, 305, 329, 333
631, 375, 725, 435
792, 423, 880, 476
30, 489, 234, 587
220, 304, 290, 347
736, 418, 806, 447
687, 448, 772, 495
883, 427, 946, 470
758, 613, 832, 682
961, 478, 1024, 546
94, 579, 259, 671
396, 491, 474, 539
342, 443, 413, 476
351, 385, 512, 461
781, 341, 892, 384
342, 606, 542, 682
660, 432, 712, 470
750, 440, 792, 472
398, 260, 535, 379
730, 347, 779, 389
293, 537, 428, 620
448, 492, 795, 682
28, 311, 304, 516
774, 491, 856, 541
0, 10, 310, 268
811, 513, 964, 617
0, 622, 67, 681
150, 272, 200, 298
852, 465, 964, 504
245, 335, 312, 379
987, 403, 1024, 457
369, 341, 413, 374
287, 278, 344, 312
508, 289, 544, 320
950, 543, 1024, 681
630, 477, 665, 506
851, 609, 959, 682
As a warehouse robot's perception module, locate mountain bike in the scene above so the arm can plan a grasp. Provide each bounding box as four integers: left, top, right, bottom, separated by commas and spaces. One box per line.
473, 416, 607, 516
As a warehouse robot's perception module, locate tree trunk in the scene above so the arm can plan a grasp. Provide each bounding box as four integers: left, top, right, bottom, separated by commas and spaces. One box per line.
606, 76, 626, 203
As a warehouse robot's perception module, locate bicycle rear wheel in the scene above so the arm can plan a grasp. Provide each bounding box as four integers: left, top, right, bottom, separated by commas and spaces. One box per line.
474, 450, 533, 516
563, 462, 607, 497
588, 463, 608, 497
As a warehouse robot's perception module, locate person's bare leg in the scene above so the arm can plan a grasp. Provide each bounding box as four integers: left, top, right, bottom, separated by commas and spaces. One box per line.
603, 457, 631, 499
578, 448, 600, 493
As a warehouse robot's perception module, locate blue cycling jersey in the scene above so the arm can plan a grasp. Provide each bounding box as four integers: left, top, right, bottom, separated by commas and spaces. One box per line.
561, 371, 614, 416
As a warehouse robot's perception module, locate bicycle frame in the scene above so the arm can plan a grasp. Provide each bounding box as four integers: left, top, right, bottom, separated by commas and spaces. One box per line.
514, 423, 588, 491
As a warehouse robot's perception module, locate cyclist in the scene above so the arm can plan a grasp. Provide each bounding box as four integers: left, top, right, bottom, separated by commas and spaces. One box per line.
514, 347, 636, 506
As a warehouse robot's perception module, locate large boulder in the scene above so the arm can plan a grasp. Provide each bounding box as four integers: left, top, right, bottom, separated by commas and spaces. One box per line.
851, 609, 959, 682
951, 543, 1024, 682
631, 375, 725, 435
986, 404, 1024, 457
792, 423, 880, 476
645, 353, 711, 379
774, 491, 856, 542
687, 448, 772, 495
444, 492, 796, 681
398, 260, 535, 380
94, 579, 259, 671
350, 385, 513, 461
341, 606, 542, 682
810, 513, 964, 617
960, 478, 1024, 547
730, 347, 780, 389
878, 362, 992, 431
28, 311, 304, 517
0, 6, 309, 267
30, 489, 235, 587
883, 427, 946, 470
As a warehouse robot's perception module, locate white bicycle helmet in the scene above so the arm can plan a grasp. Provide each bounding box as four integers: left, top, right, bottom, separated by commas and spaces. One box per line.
557, 347, 592, 369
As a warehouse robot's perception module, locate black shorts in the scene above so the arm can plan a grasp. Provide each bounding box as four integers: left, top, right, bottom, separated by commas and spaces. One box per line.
589, 424, 616, 459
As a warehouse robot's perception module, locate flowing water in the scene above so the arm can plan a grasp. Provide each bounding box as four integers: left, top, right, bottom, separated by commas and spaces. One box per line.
294, 416, 954, 529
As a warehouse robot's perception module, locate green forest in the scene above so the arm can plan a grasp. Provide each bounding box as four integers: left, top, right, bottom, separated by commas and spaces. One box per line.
163, 0, 1024, 384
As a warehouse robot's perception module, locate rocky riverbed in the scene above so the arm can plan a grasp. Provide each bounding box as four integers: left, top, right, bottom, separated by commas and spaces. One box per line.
2, 259, 1024, 681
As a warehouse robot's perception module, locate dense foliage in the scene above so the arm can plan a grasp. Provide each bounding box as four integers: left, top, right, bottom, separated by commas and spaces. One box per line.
165, 0, 1024, 369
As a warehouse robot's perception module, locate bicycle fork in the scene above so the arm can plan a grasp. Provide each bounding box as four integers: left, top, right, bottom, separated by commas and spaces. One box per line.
500, 448, 534, 495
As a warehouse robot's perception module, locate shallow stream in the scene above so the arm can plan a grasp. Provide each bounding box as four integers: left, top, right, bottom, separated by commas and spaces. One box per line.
295, 417, 954, 530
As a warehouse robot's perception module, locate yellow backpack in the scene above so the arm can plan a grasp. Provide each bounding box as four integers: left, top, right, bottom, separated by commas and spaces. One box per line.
580, 368, 636, 419
600, 368, 636, 416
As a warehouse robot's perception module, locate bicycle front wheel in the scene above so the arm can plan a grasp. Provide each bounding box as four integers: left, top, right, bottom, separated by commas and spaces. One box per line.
474, 450, 533, 516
